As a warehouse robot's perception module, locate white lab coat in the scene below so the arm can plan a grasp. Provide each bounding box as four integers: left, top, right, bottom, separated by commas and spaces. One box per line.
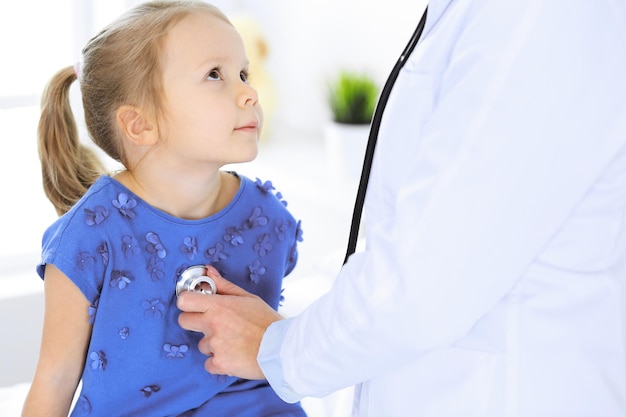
259, 0, 626, 415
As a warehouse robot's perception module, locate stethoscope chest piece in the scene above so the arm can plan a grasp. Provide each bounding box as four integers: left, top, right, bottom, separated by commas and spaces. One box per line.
176, 265, 217, 297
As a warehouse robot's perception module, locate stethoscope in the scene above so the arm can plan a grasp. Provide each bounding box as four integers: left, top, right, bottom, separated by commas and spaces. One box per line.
344, 7, 428, 264
175, 8, 429, 297
176, 265, 217, 296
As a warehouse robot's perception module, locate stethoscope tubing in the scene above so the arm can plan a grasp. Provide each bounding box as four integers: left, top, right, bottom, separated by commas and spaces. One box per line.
343, 7, 429, 264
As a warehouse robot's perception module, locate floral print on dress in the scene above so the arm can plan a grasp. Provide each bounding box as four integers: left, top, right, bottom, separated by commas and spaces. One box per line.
145, 232, 167, 258
254, 234, 273, 257
88, 298, 99, 325
97, 242, 109, 266
255, 177, 288, 206
205, 242, 227, 263
179, 236, 198, 261
119, 327, 129, 340
112, 193, 137, 219
143, 298, 166, 319
110, 270, 134, 290
244, 206, 268, 229
76, 252, 96, 272
275, 191, 288, 207
84, 205, 109, 226
122, 235, 140, 258
274, 219, 290, 242
163, 343, 189, 359
140, 385, 161, 398
255, 178, 275, 193
146, 256, 165, 281
248, 259, 266, 284
223, 227, 244, 246
89, 350, 107, 371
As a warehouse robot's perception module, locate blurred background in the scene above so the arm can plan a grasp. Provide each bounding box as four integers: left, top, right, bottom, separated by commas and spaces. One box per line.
0, 0, 427, 415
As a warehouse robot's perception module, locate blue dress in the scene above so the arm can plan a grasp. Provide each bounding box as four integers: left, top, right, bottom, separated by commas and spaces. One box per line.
37, 173, 306, 416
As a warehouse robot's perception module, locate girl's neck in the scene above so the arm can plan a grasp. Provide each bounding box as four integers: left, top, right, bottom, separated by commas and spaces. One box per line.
114, 169, 239, 220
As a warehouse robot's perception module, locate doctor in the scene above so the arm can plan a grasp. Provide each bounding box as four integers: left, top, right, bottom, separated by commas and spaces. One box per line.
178, 0, 626, 415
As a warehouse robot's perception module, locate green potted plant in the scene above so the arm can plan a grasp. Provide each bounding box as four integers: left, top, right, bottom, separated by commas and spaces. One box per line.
328, 71, 379, 125
325, 71, 380, 183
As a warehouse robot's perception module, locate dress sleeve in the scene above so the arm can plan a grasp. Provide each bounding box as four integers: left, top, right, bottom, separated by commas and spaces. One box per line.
38, 208, 108, 305
259, 0, 626, 400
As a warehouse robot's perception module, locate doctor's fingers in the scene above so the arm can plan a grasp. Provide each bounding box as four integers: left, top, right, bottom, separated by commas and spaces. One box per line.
178, 309, 210, 334
205, 271, 254, 297
178, 290, 213, 312
177, 292, 221, 334
177, 292, 253, 334
201, 334, 266, 380
198, 331, 238, 376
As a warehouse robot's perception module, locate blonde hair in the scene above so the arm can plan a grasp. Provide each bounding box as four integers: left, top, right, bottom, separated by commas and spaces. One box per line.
38, 1, 230, 216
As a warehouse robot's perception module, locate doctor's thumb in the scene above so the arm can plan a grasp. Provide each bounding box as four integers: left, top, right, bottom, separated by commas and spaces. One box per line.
204, 267, 254, 298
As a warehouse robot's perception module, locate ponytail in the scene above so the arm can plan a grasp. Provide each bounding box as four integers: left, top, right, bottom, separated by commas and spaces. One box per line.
38, 66, 106, 216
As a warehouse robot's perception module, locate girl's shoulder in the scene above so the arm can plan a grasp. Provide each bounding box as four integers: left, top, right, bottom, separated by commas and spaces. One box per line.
41, 176, 131, 240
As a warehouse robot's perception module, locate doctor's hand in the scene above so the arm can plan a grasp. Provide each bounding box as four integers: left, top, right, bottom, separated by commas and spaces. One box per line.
177, 267, 282, 380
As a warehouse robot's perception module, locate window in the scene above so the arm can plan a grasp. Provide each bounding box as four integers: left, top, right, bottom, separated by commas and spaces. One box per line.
0, 0, 134, 272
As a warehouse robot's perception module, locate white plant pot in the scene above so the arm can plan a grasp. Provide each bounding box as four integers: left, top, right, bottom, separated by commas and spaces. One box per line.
324, 122, 370, 184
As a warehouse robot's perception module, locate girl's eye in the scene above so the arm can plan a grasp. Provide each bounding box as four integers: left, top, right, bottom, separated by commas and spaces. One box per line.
240, 71, 249, 83
206, 69, 221, 81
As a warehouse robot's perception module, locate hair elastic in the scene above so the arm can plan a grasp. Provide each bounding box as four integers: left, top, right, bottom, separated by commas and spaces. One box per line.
73, 59, 83, 81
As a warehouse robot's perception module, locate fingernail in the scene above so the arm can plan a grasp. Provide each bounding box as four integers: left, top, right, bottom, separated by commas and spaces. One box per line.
205, 264, 219, 277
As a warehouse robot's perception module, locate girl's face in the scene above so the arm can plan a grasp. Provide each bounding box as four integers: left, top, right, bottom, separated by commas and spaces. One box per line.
158, 11, 262, 169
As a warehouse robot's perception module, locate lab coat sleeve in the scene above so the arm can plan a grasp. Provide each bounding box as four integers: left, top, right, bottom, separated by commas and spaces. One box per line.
259, 0, 626, 401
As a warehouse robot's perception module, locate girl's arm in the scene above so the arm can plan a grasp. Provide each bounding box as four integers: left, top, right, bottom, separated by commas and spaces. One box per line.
21, 264, 92, 417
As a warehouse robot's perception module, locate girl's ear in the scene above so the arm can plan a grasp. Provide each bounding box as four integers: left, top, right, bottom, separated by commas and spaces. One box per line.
116, 106, 156, 145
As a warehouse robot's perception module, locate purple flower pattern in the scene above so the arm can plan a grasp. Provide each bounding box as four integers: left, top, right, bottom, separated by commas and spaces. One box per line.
89, 350, 106, 371
76, 252, 96, 271
112, 193, 137, 219
141, 385, 161, 398
146, 256, 165, 281
248, 259, 266, 284
88, 298, 99, 325
110, 270, 134, 289
145, 232, 167, 258
205, 242, 227, 263
254, 234, 273, 257
244, 206, 268, 229
223, 227, 244, 246
274, 219, 290, 242
143, 298, 165, 319
97, 242, 109, 266
255, 178, 275, 193
84, 205, 109, 226
119, 327, 129, 340
163, 343, 189, 359
275, 191, 288, 207
179, 236, 198, 261
255, 177, 288, 206
122, 235, 140, 258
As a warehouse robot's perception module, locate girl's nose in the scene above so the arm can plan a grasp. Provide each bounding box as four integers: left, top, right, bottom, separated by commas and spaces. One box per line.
238, 82, 259, 108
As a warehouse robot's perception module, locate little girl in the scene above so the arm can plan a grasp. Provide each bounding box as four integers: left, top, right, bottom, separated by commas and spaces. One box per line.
21, 1, 306, 416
